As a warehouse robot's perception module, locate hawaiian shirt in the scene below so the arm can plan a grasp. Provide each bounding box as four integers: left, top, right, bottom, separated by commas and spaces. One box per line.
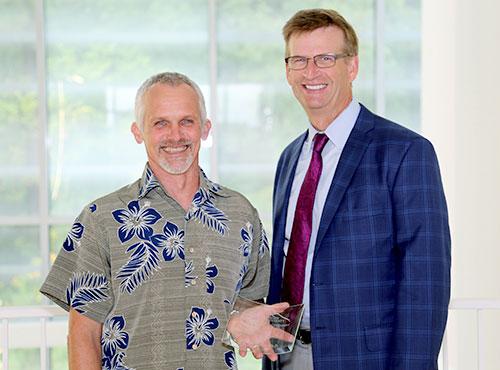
40, 164, 270, 370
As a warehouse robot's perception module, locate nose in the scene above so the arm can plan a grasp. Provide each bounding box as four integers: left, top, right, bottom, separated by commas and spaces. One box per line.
166, 123, 182, 142
303, 59, 321, 79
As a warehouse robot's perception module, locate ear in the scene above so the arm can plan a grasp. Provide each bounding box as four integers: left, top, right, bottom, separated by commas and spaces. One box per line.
131, 122, 144, 144
285, 62, 293, 86
201, 119, 211, 140
347, 55, 359, 83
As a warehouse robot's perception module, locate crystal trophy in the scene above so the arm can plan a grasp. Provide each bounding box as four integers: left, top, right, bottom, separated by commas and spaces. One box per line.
268, 303, 304, 354
222, 296, 304, 355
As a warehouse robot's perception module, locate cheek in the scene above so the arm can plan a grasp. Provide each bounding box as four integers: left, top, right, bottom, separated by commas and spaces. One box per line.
290, 80, 304, 95
290, 74, 302, 86
286, 70, 300, 86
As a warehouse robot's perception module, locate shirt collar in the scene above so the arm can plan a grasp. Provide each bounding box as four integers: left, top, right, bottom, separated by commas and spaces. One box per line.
138, 164, 161, 199
306, 99, 361, 149
199, 168, 230, 198
138, 163, 229, 199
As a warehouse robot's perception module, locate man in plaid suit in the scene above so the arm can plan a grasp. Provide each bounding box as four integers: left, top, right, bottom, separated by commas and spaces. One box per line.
264, 8, 451, 370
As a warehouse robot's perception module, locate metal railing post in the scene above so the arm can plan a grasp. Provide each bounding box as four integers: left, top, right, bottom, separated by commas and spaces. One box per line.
2, 318, 9, 370
442, 329, 449, 370
40, 317, 48, 370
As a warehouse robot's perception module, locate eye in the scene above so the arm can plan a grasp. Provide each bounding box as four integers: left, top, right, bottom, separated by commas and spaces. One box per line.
319, 55, 335, 62
154, 120, 167, 127
290, 56, 306, 64
180, 118, 195, 126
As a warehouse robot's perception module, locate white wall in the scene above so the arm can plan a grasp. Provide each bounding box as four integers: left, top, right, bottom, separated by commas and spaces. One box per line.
422, 1, 500, 368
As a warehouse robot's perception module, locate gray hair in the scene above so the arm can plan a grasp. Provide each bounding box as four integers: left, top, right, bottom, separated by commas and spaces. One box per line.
134, 72, 207, 129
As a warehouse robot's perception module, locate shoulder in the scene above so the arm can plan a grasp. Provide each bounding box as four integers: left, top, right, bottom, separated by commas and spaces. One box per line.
357, 105, 436, 155
361, 105, 421, 141
279, 131, 307, 159
213, 185, 259, 217
274, 131, 308, 176
78, 178, 142, 221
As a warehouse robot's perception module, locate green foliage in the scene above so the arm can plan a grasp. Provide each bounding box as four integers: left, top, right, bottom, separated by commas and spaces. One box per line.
0, 227, 42, 306
50, 346, 68, 370
50, 225, 70, 263
237, 353, 261, 370
6, 348, 40, 370
0, 0, 35, 34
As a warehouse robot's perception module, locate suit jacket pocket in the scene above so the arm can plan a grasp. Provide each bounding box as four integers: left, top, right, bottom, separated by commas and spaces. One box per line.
364, 323, 393, 352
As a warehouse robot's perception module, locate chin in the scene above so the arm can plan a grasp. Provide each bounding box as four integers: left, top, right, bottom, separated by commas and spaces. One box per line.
159, 158, 195, 175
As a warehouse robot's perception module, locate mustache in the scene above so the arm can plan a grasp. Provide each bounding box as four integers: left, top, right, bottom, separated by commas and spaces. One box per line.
159, 139, 192, 147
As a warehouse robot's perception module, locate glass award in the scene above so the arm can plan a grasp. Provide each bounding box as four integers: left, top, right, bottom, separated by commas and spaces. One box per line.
268, 303, 304, 354
222, 296, 304, 355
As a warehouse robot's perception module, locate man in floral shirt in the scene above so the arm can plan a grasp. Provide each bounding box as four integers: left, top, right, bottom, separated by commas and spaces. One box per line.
41, 72, 287, 370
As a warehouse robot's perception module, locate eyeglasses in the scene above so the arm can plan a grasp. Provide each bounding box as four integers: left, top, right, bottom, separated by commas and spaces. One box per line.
285, 53, 352, 70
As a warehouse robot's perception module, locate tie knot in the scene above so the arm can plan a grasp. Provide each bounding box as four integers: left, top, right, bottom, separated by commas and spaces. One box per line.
313, 133, 329, 154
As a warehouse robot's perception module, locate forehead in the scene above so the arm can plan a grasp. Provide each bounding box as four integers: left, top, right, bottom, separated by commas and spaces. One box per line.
288, 26, 345, 55
143, 83, 200, 118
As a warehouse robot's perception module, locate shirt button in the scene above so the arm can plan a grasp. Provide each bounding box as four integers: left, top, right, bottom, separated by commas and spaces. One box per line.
189, 248, 194, 253
191, 280, 196, 285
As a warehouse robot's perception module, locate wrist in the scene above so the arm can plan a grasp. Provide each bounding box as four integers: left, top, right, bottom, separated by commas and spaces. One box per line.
227, 309, 243, 334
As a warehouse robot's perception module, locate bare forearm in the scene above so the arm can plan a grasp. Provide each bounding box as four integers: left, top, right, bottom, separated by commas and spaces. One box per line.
68, 309, 102, 370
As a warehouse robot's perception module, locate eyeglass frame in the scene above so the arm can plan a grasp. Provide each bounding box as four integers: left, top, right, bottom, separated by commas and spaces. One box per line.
284, 53, 353, 70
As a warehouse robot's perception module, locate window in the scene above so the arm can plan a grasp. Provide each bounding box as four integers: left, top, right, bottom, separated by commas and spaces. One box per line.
0, 1, 421, 368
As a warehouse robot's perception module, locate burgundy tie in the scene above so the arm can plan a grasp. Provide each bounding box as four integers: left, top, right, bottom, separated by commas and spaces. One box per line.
282, 133, 329, 305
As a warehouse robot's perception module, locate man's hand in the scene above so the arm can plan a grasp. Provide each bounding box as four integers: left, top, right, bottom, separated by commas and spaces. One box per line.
226, 302, 295, 361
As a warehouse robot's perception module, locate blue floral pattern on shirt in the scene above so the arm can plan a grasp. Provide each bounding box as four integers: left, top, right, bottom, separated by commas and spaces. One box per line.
186, 188, 228, 235
239, 222, 253, 257
259, 221, 270, 258
66, 272, 109, 313
184, 260, 197, 287
235, 225, 252, 294
224, 350, 236, 370
185, 306, 219, 350
63, 222, 85, 252
138, 166, 161, 198
112, 200, 162, 243
151, 221, 185, 261
116, 240, 161, 294
101, 315, 134, 370
205, 256, 218, 294
235, 263, 248, 294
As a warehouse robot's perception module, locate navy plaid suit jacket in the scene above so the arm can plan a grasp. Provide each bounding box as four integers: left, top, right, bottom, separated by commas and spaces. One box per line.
265, 105, 451, 370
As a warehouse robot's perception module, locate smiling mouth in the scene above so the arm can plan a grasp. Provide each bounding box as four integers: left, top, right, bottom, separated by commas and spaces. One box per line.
161, 145, 190, 154
304, 84, 327, 91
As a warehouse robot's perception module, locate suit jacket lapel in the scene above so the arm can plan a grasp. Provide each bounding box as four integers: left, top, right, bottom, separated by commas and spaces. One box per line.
314, 105, 375, 253
274, 132, 307, 236
270, 131, 307, 302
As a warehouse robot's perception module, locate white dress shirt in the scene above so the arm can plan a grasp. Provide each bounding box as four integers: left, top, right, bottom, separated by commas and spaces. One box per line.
283, 99, 360, 328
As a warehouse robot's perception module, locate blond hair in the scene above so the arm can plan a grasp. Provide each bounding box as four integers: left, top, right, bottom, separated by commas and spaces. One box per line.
283, 8, 358, 57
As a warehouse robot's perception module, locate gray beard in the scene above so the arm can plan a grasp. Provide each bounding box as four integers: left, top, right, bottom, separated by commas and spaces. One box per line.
158, 152, 195, 175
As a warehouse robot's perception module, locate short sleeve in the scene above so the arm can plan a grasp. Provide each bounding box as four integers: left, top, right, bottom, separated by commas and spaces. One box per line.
238, 208, 271, 301
40, 204, 113, 323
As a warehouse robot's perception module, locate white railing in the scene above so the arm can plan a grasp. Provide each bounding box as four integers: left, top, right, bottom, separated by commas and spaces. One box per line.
1, 299, 500, 370
0, 305, 67, 370
441, 299, 500, 370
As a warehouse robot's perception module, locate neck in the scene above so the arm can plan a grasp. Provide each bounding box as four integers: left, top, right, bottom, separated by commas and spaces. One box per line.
149, 162, 200, 211
308, 97, 352, 131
